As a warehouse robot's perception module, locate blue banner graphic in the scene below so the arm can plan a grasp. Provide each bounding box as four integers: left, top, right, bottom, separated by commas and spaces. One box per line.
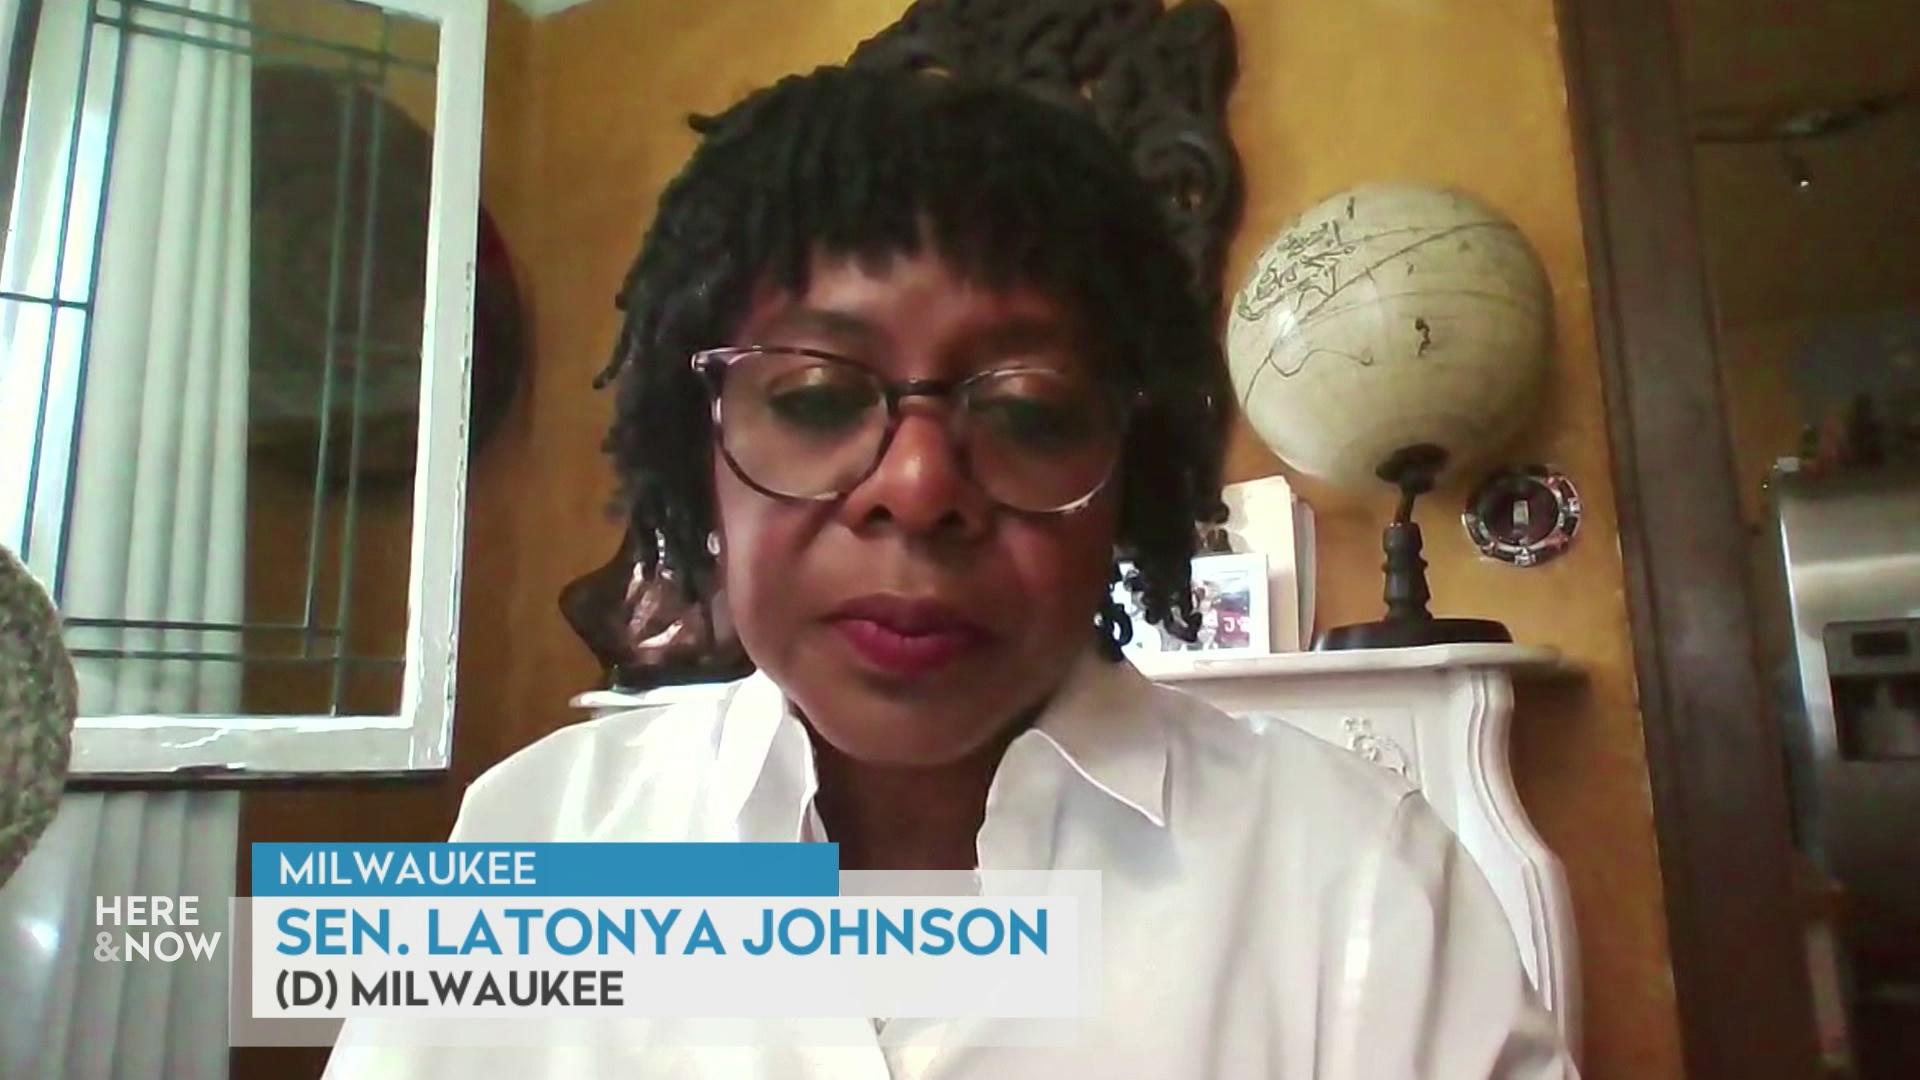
250, 843, 840, 898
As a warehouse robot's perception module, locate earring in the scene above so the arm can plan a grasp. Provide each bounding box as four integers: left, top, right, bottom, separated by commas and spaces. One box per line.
1096, 560, 1135, 659
705, 532, 721, 556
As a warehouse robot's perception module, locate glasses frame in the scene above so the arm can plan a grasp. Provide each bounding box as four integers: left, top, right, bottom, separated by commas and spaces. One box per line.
691, 345, 1138, 514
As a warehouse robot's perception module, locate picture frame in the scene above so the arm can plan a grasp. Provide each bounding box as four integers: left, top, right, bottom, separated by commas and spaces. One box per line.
1114, 551, 1273, 661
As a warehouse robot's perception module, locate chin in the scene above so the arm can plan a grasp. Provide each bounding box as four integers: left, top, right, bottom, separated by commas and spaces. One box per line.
809, 696, 1014, 769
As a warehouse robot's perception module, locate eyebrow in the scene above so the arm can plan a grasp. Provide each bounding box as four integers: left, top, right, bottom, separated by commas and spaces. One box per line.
748, 307, 1082, 369
749, 307, 882, 347
962, 316, 1076, 362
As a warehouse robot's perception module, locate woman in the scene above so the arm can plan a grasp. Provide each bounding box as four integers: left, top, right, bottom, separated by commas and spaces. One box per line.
328, 66, 1574, 1078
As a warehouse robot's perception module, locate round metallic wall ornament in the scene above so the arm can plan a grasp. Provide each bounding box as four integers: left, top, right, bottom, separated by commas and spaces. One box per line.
1464, 465, 1581, 567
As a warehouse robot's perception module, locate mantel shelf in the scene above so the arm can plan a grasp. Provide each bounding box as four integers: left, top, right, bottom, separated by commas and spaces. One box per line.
1136, 642, 1576, 683
572, 643, 1579, 712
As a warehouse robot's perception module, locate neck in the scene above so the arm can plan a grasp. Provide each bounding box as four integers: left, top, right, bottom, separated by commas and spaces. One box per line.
807, 724, 1024, 871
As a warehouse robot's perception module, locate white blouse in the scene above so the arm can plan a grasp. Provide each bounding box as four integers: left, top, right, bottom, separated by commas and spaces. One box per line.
325, 649, 1576, 1079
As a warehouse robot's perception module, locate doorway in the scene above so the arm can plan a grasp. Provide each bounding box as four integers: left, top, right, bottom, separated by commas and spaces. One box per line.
1561, 0, 1919, 1076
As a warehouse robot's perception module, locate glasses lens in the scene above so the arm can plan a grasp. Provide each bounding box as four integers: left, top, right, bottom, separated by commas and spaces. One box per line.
962, 370, 1124, 511
718, 351, 887, 498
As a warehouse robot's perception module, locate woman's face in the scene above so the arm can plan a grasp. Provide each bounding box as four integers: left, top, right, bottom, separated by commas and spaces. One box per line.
712, 249, 1121, 767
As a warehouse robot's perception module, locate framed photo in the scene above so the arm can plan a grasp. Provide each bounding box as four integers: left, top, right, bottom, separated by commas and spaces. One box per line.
1114, 552, 1272, 660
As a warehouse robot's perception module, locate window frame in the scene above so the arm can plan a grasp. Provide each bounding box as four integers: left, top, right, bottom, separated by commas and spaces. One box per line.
16, 0, 489, 781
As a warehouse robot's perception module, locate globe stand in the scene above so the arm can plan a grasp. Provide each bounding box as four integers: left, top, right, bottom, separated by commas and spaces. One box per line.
1315, 444, 1512, 651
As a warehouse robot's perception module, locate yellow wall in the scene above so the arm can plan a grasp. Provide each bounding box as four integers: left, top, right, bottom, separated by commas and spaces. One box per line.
247, 2, 1685, 1076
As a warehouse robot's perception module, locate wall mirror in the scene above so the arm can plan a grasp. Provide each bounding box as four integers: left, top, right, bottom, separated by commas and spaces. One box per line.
0, 0, 487, 779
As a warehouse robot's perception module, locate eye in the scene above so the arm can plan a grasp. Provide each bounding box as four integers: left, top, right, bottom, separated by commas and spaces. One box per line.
969, 377, 1103, 451
762, 369, 879, 433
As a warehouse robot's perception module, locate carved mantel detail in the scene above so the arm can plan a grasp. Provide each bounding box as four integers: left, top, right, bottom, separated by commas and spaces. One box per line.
1340, 714, 1416, 782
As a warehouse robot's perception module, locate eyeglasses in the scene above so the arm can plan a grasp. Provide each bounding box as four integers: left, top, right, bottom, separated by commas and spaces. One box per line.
691, 346, 1134, 514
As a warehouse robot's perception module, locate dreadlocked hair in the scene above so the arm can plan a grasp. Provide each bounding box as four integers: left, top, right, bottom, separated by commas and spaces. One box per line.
598, 65, 1232, 659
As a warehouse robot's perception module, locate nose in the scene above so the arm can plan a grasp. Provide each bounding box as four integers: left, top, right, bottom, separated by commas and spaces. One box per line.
837, 405, 992, 540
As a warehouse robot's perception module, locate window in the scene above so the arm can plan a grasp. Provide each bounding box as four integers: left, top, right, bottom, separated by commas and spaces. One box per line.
0, 0, 485, 778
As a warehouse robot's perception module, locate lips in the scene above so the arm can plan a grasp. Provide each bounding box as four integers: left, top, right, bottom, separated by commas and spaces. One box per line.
825, 595, 992, 678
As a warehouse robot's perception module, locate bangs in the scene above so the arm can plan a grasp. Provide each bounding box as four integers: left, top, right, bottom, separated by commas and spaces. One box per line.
697, 71, 1168, 368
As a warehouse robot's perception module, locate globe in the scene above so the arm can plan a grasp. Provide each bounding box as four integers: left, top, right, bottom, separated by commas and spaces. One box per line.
1226, 183, 1552, 489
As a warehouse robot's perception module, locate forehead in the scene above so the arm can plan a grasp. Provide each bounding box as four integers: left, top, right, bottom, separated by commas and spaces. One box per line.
734, 247, 1095, 370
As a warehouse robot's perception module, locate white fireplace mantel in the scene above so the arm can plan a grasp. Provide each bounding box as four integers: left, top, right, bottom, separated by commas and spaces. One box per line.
572, 643, 1581, 1061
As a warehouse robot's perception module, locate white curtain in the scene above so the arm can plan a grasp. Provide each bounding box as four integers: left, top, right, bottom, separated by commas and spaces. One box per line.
0, 792, 241, 1080
0, 1, 250, 1077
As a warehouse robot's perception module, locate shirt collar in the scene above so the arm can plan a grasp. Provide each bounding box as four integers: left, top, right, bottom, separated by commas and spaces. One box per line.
709, 648, 1171, 836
